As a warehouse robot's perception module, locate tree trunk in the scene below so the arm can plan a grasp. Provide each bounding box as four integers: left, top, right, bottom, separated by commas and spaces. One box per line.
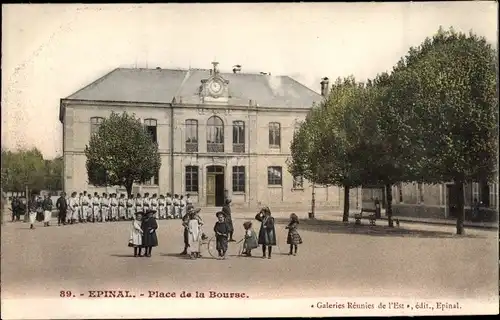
125, 180, 133, 198
342, 185, 350, 222
385, 183, 394, 228
455, 180, 465, 235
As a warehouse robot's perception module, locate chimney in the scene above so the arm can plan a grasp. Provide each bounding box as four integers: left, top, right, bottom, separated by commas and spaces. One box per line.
320, 77, 330, 97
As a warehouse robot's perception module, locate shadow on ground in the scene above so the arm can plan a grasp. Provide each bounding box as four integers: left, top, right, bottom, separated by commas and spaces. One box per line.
235, 216, 483, 239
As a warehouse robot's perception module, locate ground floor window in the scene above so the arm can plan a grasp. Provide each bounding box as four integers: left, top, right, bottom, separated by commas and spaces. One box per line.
143, 170, 159, 186
267, 166, 282, 186
232, 166, 245, 192
185, 166, 199, 192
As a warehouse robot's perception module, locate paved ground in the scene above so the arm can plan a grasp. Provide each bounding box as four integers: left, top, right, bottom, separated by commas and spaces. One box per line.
1, 209, 498, 301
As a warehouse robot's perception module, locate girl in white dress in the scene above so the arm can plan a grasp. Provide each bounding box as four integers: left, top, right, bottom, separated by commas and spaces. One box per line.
129, 212, 144, 257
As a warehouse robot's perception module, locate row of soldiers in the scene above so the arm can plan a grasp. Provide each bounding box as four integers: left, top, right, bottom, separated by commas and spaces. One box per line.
65, 191, 193, 224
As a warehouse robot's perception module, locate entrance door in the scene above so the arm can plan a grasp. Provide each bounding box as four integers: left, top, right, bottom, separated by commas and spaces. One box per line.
206, 166, 225, 207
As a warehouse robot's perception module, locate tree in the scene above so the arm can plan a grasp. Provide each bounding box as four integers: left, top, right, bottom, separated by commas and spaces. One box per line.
382, 27, 498, 234
289, 77, 371, 222
85, 112, 161, 197
44, 156, 63, 192
1, 148, 46, 193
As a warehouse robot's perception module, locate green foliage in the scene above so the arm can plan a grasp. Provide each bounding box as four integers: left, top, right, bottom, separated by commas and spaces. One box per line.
84, 111, 161, 195
1, 148, 61, 192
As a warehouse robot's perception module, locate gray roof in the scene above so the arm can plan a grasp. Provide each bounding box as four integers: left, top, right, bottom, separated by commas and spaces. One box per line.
66, 67, 322, 109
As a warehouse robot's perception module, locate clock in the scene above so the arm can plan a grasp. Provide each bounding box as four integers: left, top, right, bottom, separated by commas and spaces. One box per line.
208, 79, 224, 97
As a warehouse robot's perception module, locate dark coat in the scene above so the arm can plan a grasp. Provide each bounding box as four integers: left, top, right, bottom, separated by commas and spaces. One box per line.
255, 213, 277, 246
214, 221, 229, 251
56, 197, 68, 212
221, 204, 233, 232
286, 221, 303, 245
141, 217, 158, 247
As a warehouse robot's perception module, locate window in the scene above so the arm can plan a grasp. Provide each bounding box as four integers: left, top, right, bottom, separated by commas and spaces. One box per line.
232, 166, 246, 192
185, 166, 199, 192
269, 122, 281, 148
185, 119, 198, 152
417, 183, 424, 203
267, 166, 283, 186
207, 116, 224, 152
480, 182, 490, 207
293, 175, 304, 189
143, 170, 159, 186
232, 121, 245, 153
90, 117, 104, 136
472, 182, 480, 203
144, 119, 158, 144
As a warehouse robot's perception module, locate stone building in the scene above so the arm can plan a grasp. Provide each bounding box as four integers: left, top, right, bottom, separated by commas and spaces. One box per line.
59, 62, 351, 209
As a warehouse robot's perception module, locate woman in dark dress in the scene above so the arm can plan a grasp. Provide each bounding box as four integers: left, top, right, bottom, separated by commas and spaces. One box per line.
141, 210, 158, 257
255, 206, 277, 259
221, 199, 234, 242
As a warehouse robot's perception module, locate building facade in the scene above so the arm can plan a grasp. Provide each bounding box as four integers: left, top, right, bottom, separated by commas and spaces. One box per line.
60, 62, 350, 209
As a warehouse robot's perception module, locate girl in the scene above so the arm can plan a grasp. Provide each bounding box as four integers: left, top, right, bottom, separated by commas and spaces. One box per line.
187, 208, 203, 259
242, 221, 258, 256
129, 212, 144, 257
286, 213, 302, 256
255, 206, 277, 259
214, 211, 229, 260
141, 210, 158, 257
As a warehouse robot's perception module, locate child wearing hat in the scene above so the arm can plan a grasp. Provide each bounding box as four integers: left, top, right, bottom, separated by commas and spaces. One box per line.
286, 213, 302, 256
214, 211, 230, 259
242, 221, 258, 256
141, 210, 158, 257
129, 211, 144, 257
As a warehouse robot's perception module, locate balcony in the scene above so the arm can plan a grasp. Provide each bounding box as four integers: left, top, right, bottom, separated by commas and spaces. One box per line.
185, 143, 198, 153
207, 143, 224, 153
232, 143, 245, 153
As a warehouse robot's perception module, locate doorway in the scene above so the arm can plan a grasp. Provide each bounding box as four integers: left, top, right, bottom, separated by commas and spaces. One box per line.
206, 166, 225, 207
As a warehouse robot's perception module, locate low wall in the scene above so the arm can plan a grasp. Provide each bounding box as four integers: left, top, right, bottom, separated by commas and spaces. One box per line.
392, 204, 445, 219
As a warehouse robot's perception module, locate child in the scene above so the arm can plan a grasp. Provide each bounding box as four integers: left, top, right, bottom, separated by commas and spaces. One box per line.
214, 211, 229, 260
242, 221, 258, 256
187, 208, 203, 259
141, 210, 158, 257
129, 212, 144, 257
255, 206, 277, 259
286, 213, 302, 256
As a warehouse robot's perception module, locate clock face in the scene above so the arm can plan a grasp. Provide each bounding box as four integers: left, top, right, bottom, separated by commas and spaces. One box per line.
208, 80, 223, 96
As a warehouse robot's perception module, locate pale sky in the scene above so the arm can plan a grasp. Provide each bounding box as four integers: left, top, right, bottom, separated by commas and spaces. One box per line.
1, 2, 497, 159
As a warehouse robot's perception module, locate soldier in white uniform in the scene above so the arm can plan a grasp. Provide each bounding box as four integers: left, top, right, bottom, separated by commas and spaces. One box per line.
143, 193, 151, 213
158, 195, 166, 219
173, 194, 180, 219
100, 193, 109, 222
135, 193, 143, 213
80, 191, 90, 223
70, 192, 79, 224
77, 192, 83, 223
126, 194, 135, 220
150, 194, 159, 219
91, 192, 100, 223
166, 193, 173, 219
185, 193, 193, 207
118, 194, 126, 220
110, 193, 118, 221
179, 195, 186, 220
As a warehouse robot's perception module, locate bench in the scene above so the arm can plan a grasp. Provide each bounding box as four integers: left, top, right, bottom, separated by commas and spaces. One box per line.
354, 208, 377, 226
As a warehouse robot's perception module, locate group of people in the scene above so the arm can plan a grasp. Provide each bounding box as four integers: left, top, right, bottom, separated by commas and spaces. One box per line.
39, 191, 193, 227
127, 198, 304, 260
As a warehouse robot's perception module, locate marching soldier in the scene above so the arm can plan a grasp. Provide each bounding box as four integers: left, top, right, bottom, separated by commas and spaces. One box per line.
80, 191, 90, 223
158, 194, 166, 219
180, 195, 186, 220
173, 194, 180, 219
91, 192, 100, 223
56, 192, 68, 226
135, 193, 143, 213
28, 194, 39, 230
150, 194, 159, 219
186, 193, 193, 207
166, 193, 173, 219
127, 194, 136, 220
100, 193, 109, 222
110, 193, 119, 221
118, 194, 126, 220
42, 194, 53, 227
77, 192, 83, 222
